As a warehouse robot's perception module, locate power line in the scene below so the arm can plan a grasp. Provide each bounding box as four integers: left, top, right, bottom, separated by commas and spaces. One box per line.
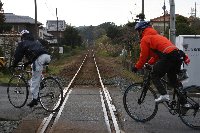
44, 0, 56, 17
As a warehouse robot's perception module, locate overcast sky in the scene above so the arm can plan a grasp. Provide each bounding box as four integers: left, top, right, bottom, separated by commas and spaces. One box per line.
1, 0, 200, 27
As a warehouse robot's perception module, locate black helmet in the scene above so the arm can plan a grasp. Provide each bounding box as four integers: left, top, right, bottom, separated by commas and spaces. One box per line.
135, 21, 151, 31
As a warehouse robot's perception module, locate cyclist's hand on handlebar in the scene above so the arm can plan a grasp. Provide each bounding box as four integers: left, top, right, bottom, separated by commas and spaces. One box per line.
144, 63, 152, 70
8, 65, 17, 74
131, 66, 138, 73
23, 62, 29, 70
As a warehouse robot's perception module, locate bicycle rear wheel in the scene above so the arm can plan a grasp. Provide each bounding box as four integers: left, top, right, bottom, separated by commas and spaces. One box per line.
179, 86, 200, 129
39, 77, 63, 112
7, 75, 29, 108
123, 83, 158, 122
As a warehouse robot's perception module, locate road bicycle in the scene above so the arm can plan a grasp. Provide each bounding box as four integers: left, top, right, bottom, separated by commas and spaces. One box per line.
7, 64, 64, 112
123, 63, 200, 129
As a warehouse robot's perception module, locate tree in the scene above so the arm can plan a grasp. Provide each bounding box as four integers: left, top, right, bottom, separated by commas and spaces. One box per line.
176, 23, 194, 36
176, 15, 194, 36
190, 17, 200, 35
106, 25, 121, 39
78, 26, 95, 44
0, 1, 12, 33
99, 22, 115, 31
0, 0, 5, 33
0, 1, 5, 23
62, 25, 82, 48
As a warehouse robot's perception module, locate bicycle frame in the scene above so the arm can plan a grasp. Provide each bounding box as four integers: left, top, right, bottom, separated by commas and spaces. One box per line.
143, 64, 199, 116
124, 64, 200, 129
138, 68, 151, 104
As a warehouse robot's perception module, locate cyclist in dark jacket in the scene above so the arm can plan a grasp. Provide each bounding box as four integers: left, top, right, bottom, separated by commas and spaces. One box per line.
132, 21, 190, 103
13, 30, 51, 107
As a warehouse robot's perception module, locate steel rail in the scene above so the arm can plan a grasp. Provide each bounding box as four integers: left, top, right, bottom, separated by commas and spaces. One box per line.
93, 53, 121, 133
37, 49, 121, 133
37, 53, 88, 133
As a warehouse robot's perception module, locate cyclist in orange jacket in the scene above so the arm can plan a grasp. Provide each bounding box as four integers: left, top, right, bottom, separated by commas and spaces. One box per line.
132, 21, 190, 103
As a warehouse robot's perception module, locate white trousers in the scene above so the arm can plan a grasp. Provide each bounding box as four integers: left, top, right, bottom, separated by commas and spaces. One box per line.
30, 54, 51, 99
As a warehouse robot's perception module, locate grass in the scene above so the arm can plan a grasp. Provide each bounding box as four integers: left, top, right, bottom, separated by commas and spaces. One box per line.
96, 48, 142, 83
0, 72, 10, 85
48, 47, 86, 75
121, 68, 143, 83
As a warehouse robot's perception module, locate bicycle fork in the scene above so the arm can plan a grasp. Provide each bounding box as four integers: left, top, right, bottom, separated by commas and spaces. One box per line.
138, 87, 148, 104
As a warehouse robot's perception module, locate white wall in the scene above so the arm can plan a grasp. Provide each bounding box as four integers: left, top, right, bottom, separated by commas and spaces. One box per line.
176, 35, 200, 87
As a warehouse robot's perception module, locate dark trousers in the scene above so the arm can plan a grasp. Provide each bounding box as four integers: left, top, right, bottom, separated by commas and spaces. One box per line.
151, 50, 183, 95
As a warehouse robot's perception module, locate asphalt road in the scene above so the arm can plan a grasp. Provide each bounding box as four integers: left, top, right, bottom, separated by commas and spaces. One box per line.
108, 86, 200, 133
0, 86, 32, 121
0, 85, 199, 133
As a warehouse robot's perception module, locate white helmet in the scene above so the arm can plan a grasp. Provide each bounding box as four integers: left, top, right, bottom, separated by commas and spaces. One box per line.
20, 30, 29, 35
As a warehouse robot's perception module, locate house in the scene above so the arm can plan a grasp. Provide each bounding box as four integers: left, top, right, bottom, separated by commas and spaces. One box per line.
0, 13, 57, 64
4, 13, 66, 42
46, 20, 66, 39
150, 13, 181, 34
4, 13, 42, 35
38, 26, 57, 44
3, 13, 58, 43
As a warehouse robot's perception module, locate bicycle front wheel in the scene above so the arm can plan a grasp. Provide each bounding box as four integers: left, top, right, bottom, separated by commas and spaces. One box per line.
179, 86, 200, 129
7, 75, 29, 108
39, 77, 63, 112
123, 83, 158, 122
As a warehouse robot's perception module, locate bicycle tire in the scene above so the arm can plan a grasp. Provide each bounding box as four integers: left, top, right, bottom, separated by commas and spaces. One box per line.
179, 86, 200, 129
123, 83, 158, 122
7, 75, 29, 108
39, 77, 63, 112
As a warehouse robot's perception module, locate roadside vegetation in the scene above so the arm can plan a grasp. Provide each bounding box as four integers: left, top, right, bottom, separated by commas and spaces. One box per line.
95, 42, 142, 83
48, 46, 86, 75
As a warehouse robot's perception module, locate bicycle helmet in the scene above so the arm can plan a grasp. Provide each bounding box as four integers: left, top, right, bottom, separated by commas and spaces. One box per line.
135, 21, 151, 31
20, 30, 29, 35
20, 30, 34, 41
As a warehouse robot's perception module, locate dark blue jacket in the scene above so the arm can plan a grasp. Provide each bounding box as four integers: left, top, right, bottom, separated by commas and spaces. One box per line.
13, 37, 48, 67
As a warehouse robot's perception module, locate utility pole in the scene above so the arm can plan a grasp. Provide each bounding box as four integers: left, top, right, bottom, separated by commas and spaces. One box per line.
169, 0, 176, 45
195, 2, 197, 18
141, 0, 145, 20
163, 0, 166, 35
142, 0, 144, 16
34, 0, 38, 39
56, 7, 60, 59
190, 2, 197, 18
137, 0, 145, 21
56, 8, 58, 44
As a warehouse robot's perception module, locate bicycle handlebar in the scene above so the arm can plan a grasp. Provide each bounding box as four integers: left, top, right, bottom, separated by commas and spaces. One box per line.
144, 63, 152, 70
9, 64, 31, 76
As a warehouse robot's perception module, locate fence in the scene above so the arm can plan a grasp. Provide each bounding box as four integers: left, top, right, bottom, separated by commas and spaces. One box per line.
0, 34, 20, 67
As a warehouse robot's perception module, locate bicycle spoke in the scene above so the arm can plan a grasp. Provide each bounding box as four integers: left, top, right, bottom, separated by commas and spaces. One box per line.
123, 83, 158, 122
7, 76, 28, 108
180, 86, 200, 129
39, 77, 63, 112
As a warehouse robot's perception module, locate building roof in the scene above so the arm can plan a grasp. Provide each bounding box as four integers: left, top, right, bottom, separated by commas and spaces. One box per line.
4, 13, 42, 25
150, 13, 180, 22
43, 32, 53, 37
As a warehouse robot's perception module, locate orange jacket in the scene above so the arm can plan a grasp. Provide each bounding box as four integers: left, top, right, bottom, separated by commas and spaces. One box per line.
135, 27, 178, 69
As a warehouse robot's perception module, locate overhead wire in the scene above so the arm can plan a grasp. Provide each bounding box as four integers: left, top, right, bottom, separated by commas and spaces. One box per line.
44, 0, 56, 17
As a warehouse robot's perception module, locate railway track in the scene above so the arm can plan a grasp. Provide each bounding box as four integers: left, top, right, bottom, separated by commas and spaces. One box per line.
6, 49, 200, 133
14, 49, 122, 133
